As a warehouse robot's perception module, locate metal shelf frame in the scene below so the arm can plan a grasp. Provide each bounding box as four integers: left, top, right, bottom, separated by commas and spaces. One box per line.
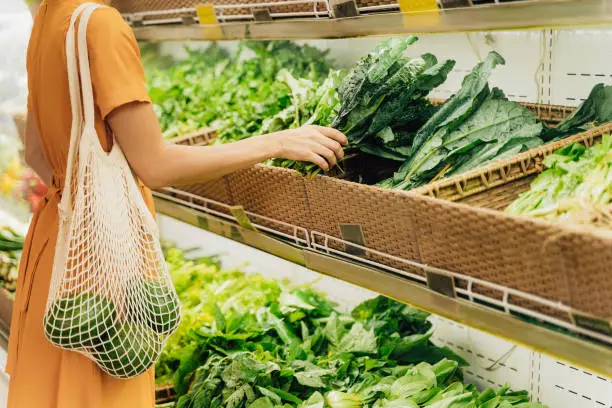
132, 0, 612, 42
153, 189, 612, 378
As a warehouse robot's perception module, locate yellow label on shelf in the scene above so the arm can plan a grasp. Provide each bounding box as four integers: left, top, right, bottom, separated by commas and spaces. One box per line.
196, 4, 224, 40
196, 4, 218, 24
398, 0, 440, 29
230, 205, 257, 231
398, 0, 438, 12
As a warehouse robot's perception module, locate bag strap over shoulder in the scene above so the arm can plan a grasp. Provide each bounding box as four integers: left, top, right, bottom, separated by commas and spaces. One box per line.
62, 2, 105, 217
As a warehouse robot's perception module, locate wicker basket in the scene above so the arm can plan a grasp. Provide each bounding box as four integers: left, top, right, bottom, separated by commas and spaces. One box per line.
155, 383, 176, 404
303, 102, 580, 279
409, 122, 612, 321
171, 127, 217, 146
355, 0, 399, 12
305, 175, 424, 277
227, 164, 311, 230
112, 0, 328, 21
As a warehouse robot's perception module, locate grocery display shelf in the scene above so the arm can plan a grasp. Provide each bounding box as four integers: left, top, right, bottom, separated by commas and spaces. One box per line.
132, 0, 612, 42
153, 189, 612, 378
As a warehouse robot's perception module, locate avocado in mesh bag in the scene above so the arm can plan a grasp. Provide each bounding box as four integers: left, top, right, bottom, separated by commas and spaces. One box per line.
44, 292, 117, 349
139, 279, 181, 335
94, 322, 161, 378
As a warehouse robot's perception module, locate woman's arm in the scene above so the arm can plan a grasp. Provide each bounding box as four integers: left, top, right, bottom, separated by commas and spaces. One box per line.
22, 112, 52, 186
108, 102, 347, 189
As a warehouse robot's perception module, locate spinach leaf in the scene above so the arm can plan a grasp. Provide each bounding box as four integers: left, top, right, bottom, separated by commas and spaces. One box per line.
542, 83, 612, 141
387, 52, 546, 190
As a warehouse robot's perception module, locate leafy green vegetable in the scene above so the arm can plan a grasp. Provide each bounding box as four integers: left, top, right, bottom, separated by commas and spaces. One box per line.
506, 134, 612, 228
542, 83, 612, 141
147, 42, 333, 142
0, 226, 24, 252
159, 245, 545, 408
332, 37, 454, 161
386, 52, 544, 190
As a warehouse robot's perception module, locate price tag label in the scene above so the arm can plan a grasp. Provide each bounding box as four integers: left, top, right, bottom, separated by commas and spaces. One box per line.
196, 4, 218, 24
398, 0, 440, 28
196, 4, 224, 39
230, 206, 257, 231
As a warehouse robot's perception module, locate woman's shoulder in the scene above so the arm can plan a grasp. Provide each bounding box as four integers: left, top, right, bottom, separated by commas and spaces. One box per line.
88, 6, 134, 42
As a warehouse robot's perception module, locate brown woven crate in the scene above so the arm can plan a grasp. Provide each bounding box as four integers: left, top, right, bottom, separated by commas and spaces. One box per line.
227, 164, 311, 229
155, 383, 176, 404
176, 177, 234, 205
112, 0, 193, 13
112, 0, 327, 20
210, 0, 328, 16
305, 175, 423, 277
546, 227, 612, 319
410, 194, 576, 309
170, 127, 217, 146
356, 0, 397, 9
409, 123, 612, 320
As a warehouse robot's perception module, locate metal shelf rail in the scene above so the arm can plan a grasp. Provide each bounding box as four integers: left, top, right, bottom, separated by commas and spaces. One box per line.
153, 187, 612, 378
130, 0, 612, 41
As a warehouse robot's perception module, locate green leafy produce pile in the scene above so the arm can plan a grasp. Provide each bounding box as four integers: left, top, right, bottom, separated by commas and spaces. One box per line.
159, 245, 546, 408
265, 69, 345, 175
380, 51, 544, 190
146, 42, 333, 142
0, 226, 24, 293
506, 134, 612, 228
333, 37, 454, 164
260, 38, 612, 189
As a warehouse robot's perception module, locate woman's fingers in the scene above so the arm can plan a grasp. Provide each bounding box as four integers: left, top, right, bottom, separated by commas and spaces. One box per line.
310, 125, 348, 146
304, 151, 329, 170
312, 133, 344, 161
311, 143, 337, 168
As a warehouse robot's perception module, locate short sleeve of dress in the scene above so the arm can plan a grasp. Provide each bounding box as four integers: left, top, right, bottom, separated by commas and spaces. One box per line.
87, 8, 151, 119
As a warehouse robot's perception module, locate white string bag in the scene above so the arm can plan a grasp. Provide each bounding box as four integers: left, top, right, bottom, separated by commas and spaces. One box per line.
43, 3, 181, 379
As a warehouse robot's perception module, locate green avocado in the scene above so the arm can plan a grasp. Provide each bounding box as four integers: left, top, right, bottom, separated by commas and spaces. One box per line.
140, 280, 181, 335
44, 293, 117, 349
94, 322, 161, 378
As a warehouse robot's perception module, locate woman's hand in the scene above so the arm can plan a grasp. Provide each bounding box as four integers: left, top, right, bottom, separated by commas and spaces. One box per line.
264, 125, 348, 171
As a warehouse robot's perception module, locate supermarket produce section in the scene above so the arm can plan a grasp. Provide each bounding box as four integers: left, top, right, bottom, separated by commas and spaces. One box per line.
1, 0, 612, 407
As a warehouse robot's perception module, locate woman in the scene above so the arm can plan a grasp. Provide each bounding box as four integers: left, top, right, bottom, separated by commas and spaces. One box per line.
7, 0, 347, 407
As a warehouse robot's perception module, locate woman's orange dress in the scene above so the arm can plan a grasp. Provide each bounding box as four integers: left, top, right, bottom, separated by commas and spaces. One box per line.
7, 0, 156, 406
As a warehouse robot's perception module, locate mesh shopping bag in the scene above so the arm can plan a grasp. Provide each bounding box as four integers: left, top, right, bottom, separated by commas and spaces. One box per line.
43, 3, 181, 379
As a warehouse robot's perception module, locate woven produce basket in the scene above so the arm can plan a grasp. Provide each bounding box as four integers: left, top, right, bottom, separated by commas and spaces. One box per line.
410, 122, 612, 322
305, 175, 424, 277
112, 0, 197, 22
155, 383, 176, 404
355, 0, 399, 12
112, 0, 328, 22
171, 127, 217, 146
227, 164, 311, 230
